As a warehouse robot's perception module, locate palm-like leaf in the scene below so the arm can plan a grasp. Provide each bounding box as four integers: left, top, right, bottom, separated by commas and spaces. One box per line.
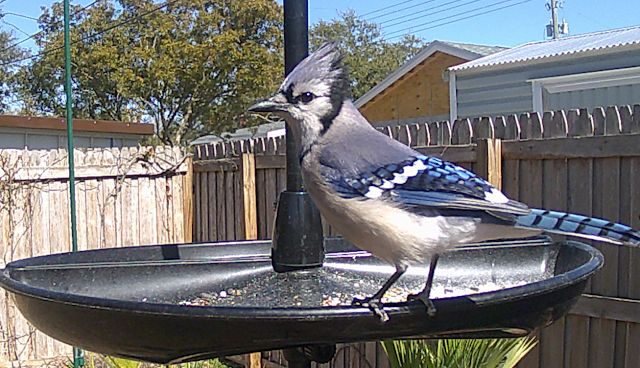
382, 336, 537, 368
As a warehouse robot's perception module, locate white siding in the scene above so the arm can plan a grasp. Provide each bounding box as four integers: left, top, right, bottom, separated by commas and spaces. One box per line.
454, 49, 640, 118
548, 83, 640, 111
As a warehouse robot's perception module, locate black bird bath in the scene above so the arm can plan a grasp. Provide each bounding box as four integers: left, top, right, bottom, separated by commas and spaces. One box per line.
0, 236, 602, 364
0, 0, 605, 365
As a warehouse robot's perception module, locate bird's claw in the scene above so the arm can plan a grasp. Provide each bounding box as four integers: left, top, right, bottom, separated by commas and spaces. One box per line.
408, 293, 437, 316
352, 297, 389, 322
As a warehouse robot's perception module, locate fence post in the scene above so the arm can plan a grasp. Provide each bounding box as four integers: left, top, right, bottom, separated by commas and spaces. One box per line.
241, 152, 261, 368
241, 153, 258, 241
476, 138, 502, 189
183, 156, 194, 243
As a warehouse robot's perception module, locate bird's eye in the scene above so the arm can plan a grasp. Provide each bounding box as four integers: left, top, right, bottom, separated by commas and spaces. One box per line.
299, 92, 315, 103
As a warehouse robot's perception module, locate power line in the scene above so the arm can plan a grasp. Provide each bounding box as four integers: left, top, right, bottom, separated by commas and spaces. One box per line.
385, 0, 521, 35
360, 0, 421, 18
2, 12, 39, 21
386, 0, 533, 39
0, 0, 103, 59
1, 19, 30, 36
0, 0, 180, 66
367, 0, 441, 21
381, 0, 481, 27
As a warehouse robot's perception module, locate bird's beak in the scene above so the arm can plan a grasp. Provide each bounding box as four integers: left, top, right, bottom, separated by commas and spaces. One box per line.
247, 95, 289, 113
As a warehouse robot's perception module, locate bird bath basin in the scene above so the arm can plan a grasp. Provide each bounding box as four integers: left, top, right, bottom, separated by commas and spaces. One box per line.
0, 236, 602, 364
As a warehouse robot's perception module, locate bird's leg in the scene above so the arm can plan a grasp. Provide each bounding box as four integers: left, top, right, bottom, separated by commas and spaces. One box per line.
409, 254, 439, 316
352, 265, 407, 322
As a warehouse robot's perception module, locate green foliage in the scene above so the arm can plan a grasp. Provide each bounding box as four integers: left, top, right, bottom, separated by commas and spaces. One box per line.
65, 353, 231, 368
19, 0, 283, 145
382, 337, 537, 368
310, 9, 424, 100
104, 356, 145, 368
0, 29, 30, 113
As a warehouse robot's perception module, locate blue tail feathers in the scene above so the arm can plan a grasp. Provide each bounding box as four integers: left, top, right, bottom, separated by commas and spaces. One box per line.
516, 209, 640, 246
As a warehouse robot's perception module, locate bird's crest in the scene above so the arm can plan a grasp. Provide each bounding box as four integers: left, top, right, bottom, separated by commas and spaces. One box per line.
282, 42, 350, 102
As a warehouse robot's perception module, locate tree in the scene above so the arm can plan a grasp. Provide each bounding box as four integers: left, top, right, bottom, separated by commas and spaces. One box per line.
20, 0, 283, 145
310, 9, 424, 100
0, 29, 30, 113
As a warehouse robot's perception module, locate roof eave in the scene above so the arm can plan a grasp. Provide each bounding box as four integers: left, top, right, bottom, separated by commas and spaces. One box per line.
449, 41, 640, 76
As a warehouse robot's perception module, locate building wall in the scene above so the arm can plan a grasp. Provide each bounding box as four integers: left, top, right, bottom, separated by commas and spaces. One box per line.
359, 52, 467, 123
454, 49, 640, 118
547, 83, 640, 112
0, 128, 146, 150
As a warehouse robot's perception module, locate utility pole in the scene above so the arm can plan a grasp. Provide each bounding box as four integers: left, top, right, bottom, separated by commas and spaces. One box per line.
550, 0, 559, 39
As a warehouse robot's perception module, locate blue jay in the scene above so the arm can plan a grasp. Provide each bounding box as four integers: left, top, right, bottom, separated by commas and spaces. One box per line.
248, 43, 640, 321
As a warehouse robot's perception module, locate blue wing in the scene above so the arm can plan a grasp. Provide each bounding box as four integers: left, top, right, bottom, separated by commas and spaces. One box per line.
324, 155, 530, 217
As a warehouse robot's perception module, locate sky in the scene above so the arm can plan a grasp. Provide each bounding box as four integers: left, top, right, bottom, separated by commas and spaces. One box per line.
0, 0, 638, 53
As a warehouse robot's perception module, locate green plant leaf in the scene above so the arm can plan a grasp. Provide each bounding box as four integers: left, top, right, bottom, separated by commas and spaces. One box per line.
382, 336, 537, 368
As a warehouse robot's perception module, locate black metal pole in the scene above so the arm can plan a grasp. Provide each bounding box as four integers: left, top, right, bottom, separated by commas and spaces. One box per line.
283, 0, 307, 191
270, 0, 323, 272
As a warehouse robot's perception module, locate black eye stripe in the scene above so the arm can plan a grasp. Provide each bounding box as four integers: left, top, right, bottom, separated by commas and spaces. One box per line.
294, 92, 330, 104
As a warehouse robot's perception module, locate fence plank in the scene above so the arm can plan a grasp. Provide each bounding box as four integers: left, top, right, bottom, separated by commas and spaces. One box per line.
493, 116, 506, 139
525, 112, 543, 139
451, 118, 472, 145
504, 114, 521, 140
564, 315, 590, 368
474, 117, 494, 141
226, 170, 236, 240
544, 110, 569, 138
234, 167, 245, 240
215, 170, 226, 241
569, 108, 594, 137
605, 106, 623, 135
619, 105, 634, 134
476, 139, 501, 189
414, 123, 428, 147
396, 125, 410, 146
199, 172, 209, 242
632, 104, 640, 134
593, 107, 606, 135
242, 154, 258, 240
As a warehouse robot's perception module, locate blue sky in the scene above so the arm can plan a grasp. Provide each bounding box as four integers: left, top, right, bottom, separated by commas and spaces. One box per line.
1, 0, 638, 52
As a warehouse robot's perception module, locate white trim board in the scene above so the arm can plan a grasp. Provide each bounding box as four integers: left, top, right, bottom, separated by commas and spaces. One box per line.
528, 66, 640, 93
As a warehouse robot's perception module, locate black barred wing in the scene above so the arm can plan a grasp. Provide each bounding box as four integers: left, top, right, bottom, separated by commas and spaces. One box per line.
327, 155, 530, 216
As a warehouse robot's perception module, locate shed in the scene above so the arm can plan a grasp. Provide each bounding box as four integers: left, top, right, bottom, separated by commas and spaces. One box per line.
0, 115, 154, 150
447, 25, 640, 122
355, 40, 507, 127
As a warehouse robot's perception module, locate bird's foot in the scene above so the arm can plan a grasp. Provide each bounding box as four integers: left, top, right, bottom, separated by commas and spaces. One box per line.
408, 293, 437, 316
352, 297, 389, 322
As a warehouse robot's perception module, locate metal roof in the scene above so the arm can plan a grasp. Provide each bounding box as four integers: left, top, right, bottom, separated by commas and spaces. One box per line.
450, 25, 640, 72
190, 121, 285, 145
355, 40, 507, 107
437, 41, 508, 57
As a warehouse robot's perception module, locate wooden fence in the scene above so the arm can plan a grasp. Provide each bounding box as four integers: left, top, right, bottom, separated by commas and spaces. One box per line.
193, 104, 640, 368
0, 146, 192, 367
